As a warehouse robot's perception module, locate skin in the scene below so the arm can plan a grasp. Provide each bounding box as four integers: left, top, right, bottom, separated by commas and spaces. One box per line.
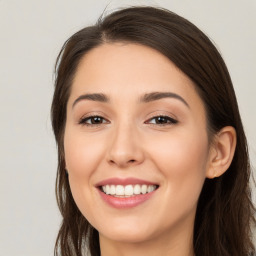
64, 43, 236, 256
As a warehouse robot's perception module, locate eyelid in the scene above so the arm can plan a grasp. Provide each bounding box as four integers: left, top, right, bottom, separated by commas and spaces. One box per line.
144, 112, 178, 126
77, 111, 178, 127
78, 112, 110, 126
146, 116, 177, 124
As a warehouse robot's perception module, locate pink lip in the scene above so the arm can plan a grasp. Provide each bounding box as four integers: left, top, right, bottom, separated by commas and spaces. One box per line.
95, 177, 158, 187
98, 188, 157, 209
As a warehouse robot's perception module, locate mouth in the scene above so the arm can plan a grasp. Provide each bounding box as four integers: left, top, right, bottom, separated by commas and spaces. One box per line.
96, 177, 159, 208
99, 184, 159, 198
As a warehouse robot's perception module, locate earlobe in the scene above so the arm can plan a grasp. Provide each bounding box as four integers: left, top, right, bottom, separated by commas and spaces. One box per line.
206, 126, 237, 179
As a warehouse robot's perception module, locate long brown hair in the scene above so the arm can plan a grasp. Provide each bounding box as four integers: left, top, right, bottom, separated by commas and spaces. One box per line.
51, 6, 255, 256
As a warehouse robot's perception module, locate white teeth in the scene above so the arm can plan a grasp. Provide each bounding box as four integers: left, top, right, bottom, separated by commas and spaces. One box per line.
110, 185, 115, 195
141, 185, 147, 194
124, 185, 133, 196
116, 185, 125, 196
101, 184, 157, 197
106, 185, 110, 195
147, 185, 154, 193
134, 184, 141, 195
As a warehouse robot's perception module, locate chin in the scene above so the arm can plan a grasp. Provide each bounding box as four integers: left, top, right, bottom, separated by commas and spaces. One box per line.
97, 219, 157, 243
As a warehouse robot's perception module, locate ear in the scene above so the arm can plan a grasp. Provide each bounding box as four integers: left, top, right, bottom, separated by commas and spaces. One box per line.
206, 126, 237, 179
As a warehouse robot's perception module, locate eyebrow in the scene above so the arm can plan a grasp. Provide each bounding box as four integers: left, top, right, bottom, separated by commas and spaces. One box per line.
72, 93, 109, 108
72, 91, 189, 108
139, 92, 189, 108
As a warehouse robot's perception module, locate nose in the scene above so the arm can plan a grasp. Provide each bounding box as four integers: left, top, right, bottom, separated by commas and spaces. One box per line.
106, 123, 145, 169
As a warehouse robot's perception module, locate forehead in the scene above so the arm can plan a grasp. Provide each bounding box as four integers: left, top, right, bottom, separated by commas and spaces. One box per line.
69, 43, 203, 109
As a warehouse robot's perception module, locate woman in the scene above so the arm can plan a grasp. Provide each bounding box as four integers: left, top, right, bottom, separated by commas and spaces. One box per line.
51, 6, 255, 256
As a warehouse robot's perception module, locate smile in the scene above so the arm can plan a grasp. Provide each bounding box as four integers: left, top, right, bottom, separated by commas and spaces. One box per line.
96, 177, 159, 208
101, 184, 158, 197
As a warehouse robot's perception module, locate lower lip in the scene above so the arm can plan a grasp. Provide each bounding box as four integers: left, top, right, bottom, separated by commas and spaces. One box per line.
98, 189, 157, 209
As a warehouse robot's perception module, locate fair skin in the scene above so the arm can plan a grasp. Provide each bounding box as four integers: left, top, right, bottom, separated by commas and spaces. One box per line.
64, 43, 236, 256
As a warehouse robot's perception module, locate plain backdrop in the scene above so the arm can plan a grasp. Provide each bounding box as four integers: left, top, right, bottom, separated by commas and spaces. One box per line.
0, 0, 255, 255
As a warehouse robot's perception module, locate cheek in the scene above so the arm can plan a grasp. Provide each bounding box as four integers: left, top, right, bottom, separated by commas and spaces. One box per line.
63, 129, 107, 223
146, 131, 209, 228
64, 130, 105, 178
148, 129, 209, 203
150, 128, 208, 170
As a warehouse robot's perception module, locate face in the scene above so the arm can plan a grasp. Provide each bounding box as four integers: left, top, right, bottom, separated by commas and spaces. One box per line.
64, 43, 212, 244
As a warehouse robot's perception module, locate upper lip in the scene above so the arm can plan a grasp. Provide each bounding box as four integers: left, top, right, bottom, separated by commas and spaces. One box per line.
95, 177, 158, 187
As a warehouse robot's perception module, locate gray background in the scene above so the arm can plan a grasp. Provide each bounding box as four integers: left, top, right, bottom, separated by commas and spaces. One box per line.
0, 0, 255, 255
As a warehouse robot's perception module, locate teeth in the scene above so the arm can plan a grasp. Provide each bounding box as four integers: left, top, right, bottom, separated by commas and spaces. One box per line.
110, 185, 115, 195
141, 185, 147, 194
134, 184, 141, 195
124, 185, 133, 196
116, 185, 124, 196
106, 185, 110, 195
101, 184, 157, 197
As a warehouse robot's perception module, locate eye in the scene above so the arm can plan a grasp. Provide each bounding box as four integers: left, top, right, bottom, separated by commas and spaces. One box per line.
79, 115, 109, 126
145, 115, 178, 126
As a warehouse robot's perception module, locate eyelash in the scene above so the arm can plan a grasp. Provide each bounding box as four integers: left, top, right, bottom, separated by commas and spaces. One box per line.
78, 115, 178, 127
145, 115, 178, 126
78, 115, 109, 126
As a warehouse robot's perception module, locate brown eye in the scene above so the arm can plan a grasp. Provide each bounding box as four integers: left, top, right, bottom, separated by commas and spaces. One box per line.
79, 116, 108, 126
146, 115, 178, 125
